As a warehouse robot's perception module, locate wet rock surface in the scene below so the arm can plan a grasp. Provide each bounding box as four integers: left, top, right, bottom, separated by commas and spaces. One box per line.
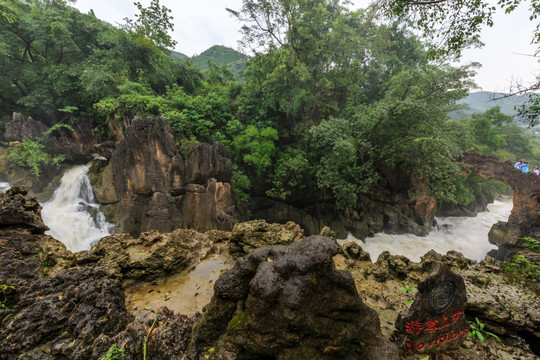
229, 219, 304, 254
0, 185, 48, 233
4, 113, 98, 161
462, 152, 540, 261
4, 113, 48, 142
1, 186, 539, 359
338, 247, 540, 359
394, 262, 469, 356
188, 235, 399, 360
251, 191, 437, 241
0, 187, 201, 360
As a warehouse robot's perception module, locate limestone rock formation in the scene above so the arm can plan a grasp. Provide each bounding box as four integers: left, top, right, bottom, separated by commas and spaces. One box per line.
462, 152, 540, 227
250, 191, 436, 241
229, 219, 304, 254
90, 229, 215, 286
188, 235, 399, 360
341, 247, 540, 358
2, 186, 540, 359
4, 112, 98, 160
93, 117, 241, 235
0, 184, 48, 233
4, 113, 48, 141
462, 152, 540, 261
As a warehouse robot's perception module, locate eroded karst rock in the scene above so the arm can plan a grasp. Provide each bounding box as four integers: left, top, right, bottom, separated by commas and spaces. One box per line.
341, 247, 540, 358
463, 153, 540, 227
393, 262, 469, 356
4, 112, 97, 160
0, 184, 48, 233
188, 235, 399, 360
4, 113, 48, 141
229, 219, 304, 254
0, 186, 199, 360
93, 116, 241, 235
90, 229, 215, 285
461, 152, 540, 262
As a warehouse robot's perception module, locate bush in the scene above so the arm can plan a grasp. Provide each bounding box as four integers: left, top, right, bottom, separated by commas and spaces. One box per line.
101, 344, 125, 360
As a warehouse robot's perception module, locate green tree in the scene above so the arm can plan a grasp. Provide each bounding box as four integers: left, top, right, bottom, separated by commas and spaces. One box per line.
229, 1, 423, 126
0, 0, 16, 23
470, 106, 508, 152
232, 125, 279, 177
123, 0, 177, 49
378, 0, 540, 125
354, 64, 471, 204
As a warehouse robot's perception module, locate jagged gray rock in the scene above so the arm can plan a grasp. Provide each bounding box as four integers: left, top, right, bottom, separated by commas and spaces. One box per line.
188, 235, 399, 360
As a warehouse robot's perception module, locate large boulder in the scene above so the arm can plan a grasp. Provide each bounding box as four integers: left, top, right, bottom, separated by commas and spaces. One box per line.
187, 235, 399, 360
0, 185, 48, 233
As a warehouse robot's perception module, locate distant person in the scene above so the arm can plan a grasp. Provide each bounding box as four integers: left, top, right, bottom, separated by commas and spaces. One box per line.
514, 159, 524, 170
521, 161, 530, 173
535, 167, 540, 176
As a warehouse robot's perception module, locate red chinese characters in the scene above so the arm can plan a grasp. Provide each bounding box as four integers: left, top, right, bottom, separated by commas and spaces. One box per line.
404, 320, 423, 334
403, 308, 469, 354
404, 326, 470, 354
404, 309, 465, 335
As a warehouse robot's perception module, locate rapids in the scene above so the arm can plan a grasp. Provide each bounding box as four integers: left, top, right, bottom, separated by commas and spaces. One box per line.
341, 197, 513, 262
41, 165, 112, 252
0, 182, 10, 193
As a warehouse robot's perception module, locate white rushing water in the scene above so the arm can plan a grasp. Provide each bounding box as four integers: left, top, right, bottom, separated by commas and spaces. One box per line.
341, 197, 513, 262
0, 182, 10, 193
41, 165, 112, 252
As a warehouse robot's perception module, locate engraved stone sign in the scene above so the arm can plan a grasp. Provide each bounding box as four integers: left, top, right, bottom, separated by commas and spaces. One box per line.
393, 262, 469, 356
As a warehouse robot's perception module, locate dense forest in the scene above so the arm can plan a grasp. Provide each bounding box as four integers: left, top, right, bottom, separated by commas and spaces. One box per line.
0, 0, 538, 211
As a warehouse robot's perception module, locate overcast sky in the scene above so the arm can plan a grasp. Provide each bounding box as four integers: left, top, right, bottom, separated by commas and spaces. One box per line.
71, 0, 539, 93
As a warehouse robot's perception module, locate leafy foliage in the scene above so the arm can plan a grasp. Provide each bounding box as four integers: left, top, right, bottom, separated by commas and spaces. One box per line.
399, 284, 418, 305
100, 344, 126, 360
523, 237, 540, 252
122, 0, 176, 49
3, 123, 74, 177
5, 139, 49, 177
379, 0, 540, 124
0, 0, 520, 215
451, 175, 509, 207
468, 317, 500, 343
503, 255, 540, 283
0, 0, 16, 23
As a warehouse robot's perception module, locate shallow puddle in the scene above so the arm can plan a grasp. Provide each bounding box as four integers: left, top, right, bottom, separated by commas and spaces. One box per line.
125, 254, 231, 321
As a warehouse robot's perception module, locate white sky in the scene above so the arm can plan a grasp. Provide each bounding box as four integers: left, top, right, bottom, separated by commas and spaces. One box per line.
71, 0, 539, 92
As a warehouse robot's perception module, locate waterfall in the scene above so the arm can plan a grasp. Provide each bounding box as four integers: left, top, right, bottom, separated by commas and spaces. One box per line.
41, 165, 112, 252
341, 197, 513, 262
0, 182, 10, 193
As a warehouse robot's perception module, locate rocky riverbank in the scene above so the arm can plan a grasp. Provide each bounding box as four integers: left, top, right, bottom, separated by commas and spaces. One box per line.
1, 186, 539, 359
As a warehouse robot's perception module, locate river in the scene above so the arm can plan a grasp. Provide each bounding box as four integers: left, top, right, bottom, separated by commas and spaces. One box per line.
340, 197, 513, 262
2, 169, 513, 259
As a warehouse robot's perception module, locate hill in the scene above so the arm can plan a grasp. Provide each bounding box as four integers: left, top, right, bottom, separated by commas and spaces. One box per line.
170, 50, 189, 61
454, 91, 534, 120
190, 45, 248, 79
